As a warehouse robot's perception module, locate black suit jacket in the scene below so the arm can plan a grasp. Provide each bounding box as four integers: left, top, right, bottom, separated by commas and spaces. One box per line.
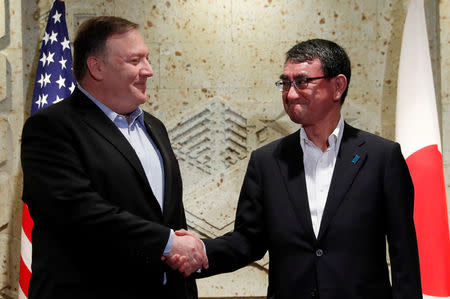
202, 123, 422, 299
21, 88, 197, 299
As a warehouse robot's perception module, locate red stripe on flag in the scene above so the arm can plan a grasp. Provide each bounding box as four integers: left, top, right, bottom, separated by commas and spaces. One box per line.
406, 144, 450, 296
22, 203, 34, 242
19, 257, 31, 298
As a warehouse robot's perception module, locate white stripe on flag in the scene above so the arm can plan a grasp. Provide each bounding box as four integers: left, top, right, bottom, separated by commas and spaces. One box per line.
423, 295, 450, 299
20, 227, 32, 272
18, 287, 27, 299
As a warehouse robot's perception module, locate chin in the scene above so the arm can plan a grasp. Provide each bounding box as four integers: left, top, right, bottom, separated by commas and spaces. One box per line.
289, 116, 303, 125
134, 93, 147, 104
285, 110, 303, 125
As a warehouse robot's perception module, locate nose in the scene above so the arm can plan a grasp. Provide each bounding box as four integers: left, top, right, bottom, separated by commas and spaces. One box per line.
141, 58, 154, 77
286, 83, 299, 100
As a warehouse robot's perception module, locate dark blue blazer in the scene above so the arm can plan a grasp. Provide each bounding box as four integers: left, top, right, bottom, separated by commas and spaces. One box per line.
21, 87, 197, 299
202, 123, 422, 299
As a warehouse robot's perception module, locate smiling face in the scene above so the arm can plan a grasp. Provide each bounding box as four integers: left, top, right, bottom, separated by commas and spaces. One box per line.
282, 58, 342, 128
100, 29, 153, 114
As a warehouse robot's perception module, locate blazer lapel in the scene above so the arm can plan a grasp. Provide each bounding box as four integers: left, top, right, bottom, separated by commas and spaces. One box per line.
74, 89, 156, 202
317, 123, 367, 241
277, 131, 317, 244
142, 113, 175, 220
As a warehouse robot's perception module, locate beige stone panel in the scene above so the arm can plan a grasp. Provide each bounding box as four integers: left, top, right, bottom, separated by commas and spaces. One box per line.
376, 0, 408, 41
197, 266, 268, 297
184, 163, 245, 233
0, 173, 21, 298
440, 0, 450, 216
142, 42, 162, 111
340, 39, 385, 136
441, 31, 450, 107
160, 42, 230, 89
63, 0, 115, 37
115, 0, 232, 44
150, 86, 283, 127
232, 0, 378, 42
443, 102, 450, 218
227, 41, 288, 90
0, 174, 9, 229
158, 40, 288, 91
443, 103, 450, 164
145, 87, 212, 126
0, 0, 4, 38
0, 116, 7, 164
218, 87, 286, 125
0, 53, 6, 103
0, 232, 21, 297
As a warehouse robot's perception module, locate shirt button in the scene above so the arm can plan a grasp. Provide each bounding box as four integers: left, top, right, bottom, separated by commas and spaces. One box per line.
316, 249, 323, 257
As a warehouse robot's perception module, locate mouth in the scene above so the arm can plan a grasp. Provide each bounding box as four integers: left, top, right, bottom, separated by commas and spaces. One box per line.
134, 82, 147, 92
285, 99, 307, 106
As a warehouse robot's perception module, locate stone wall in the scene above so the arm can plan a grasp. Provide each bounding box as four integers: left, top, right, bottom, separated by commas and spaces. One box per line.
1, 0, 25, 297
0, 0, 448, 298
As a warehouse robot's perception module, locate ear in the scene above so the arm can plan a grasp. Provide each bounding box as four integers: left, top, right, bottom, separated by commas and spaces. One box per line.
333, 74, 347, 102
86, 56, 104, 81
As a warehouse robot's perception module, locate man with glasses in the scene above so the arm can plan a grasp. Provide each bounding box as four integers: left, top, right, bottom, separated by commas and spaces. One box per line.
171, 39, 422, 298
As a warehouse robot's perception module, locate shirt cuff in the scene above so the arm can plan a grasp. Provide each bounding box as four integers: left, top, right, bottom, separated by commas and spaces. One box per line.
163, 229, 174, 257
197, 240, 206, 273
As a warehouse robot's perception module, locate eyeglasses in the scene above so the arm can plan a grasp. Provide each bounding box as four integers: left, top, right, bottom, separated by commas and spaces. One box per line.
275, 76, 328, 92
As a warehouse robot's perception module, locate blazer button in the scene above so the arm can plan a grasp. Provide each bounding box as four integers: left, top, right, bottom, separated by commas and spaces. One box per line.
316, 249, 323, 257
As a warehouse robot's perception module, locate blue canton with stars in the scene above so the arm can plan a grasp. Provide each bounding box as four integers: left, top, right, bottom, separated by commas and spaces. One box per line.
31, 0, 76, 115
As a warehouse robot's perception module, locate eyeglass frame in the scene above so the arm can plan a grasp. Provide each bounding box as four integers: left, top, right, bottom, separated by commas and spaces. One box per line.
275, 75, 329, 92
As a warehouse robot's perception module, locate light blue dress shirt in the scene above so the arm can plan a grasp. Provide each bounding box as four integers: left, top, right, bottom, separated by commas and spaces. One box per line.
78, 85, 174, 256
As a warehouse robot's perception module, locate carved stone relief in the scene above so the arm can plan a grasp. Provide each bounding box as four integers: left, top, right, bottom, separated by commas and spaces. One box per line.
167, 97, 295, 270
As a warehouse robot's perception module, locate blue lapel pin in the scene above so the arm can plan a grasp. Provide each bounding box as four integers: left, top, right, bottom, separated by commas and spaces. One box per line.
352, 154, 360, 164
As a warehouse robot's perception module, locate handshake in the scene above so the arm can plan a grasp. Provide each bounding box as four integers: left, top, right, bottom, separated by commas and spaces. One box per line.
161, 229, 209, 277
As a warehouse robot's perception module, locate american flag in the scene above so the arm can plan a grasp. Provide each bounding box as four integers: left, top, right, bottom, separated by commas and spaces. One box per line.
19, 1, 75, 298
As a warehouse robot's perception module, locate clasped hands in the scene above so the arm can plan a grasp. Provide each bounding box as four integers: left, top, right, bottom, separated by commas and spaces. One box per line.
161, 229, 208, 277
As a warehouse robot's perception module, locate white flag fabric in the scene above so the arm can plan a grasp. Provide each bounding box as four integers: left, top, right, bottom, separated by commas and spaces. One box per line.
396, 0, 450, 298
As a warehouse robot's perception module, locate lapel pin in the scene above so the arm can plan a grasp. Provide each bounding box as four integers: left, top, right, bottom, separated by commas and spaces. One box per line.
352, 154, 360, 164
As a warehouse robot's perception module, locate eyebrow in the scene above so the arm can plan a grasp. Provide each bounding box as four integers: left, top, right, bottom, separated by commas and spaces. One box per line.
279, 74, 308, 80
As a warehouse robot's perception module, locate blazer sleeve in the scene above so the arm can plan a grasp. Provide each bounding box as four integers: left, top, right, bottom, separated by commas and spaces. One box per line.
201, 151, 268, 276
21, 111, 170, 266
383, 143, 422, 298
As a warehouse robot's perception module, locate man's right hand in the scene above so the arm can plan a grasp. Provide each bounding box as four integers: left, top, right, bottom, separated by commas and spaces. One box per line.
162, 230, 208, 277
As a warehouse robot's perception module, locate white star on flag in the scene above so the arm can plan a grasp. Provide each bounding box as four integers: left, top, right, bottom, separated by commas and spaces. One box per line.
55, 75, 66, 89
37, 73, 51, 88
60, 37, 70, 51
46, 51, 55, 66
43, 31, 50, 45
49, 30, 58, 44
69, 82, 76, 94
43, 73, 51, 87
39, 52, 47, 66
59, 57, 67, 69
29, 0, 76, 113
36, 94, 49, 109
52, 10, 62, 24
54, 95, 64, 104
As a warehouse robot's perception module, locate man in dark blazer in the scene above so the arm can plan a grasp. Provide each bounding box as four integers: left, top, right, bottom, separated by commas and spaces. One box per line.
173, 39, 422, 298
21, 16, 207, 299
